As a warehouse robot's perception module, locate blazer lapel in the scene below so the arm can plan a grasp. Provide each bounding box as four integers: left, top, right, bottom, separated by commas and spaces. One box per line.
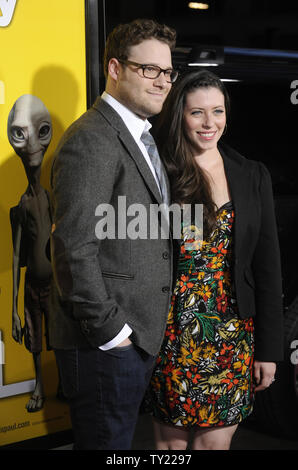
220, 144, 247, 255
93, 98, 164, 205
118, 131, 164, 204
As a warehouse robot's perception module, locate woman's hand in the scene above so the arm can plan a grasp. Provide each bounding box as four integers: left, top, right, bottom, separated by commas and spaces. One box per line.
254, 361, 276, 391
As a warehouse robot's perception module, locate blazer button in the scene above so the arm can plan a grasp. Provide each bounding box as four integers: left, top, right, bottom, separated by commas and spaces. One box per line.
81, 320, 90, 334
162, 286, 170, 293
162, 252, 169, 259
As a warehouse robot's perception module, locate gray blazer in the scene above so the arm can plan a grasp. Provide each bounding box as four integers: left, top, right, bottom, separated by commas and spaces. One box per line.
49, 97, 173, 356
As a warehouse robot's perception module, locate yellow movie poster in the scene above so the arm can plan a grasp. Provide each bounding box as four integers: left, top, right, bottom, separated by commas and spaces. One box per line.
0, 0, 87, 446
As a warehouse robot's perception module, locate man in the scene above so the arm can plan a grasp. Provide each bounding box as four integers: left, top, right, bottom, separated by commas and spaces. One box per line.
49, 19, 177, 450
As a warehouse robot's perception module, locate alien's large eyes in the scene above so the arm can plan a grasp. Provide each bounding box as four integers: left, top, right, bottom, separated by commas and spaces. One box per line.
39, 124, 51, 139
11, 126, 26, 141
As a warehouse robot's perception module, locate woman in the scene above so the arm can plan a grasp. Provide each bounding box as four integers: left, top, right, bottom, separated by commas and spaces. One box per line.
147, 70, 284, 450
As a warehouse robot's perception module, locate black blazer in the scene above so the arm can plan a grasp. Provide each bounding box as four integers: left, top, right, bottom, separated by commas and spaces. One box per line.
174, 143, 284, 362
220, 143, 283, 362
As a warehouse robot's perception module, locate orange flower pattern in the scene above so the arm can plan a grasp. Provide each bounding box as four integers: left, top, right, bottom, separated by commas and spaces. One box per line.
146, 202, 254, 428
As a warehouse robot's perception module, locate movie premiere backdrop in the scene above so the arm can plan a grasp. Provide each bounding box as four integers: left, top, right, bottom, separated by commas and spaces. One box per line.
0, 0, 87, 446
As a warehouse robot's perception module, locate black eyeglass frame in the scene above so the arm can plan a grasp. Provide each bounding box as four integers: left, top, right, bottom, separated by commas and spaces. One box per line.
117, 59, 179, 83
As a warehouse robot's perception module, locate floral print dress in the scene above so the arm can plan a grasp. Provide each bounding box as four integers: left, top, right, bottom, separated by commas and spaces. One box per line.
148, 201, 255, 428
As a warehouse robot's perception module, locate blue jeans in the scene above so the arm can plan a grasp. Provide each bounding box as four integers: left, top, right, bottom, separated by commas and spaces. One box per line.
55, 344, 155, 450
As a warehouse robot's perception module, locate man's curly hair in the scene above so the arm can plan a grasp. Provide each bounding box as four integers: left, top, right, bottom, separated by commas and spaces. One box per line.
103, 18, 176, 78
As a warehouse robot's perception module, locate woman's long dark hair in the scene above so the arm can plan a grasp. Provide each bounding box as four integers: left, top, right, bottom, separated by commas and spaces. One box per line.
154, 69, 230, 235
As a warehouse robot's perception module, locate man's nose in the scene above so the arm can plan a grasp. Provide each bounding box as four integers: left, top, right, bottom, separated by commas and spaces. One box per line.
153, 72, 168, 87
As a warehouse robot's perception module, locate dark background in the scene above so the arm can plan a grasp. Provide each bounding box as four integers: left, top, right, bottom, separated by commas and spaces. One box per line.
105, 0, 298, 51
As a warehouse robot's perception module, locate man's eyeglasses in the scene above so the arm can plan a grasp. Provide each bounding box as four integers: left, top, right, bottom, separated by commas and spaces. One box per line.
118, 59, 179, 83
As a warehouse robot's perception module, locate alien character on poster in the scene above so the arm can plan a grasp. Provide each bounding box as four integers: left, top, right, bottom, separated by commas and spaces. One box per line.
7, 94, 52, 413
